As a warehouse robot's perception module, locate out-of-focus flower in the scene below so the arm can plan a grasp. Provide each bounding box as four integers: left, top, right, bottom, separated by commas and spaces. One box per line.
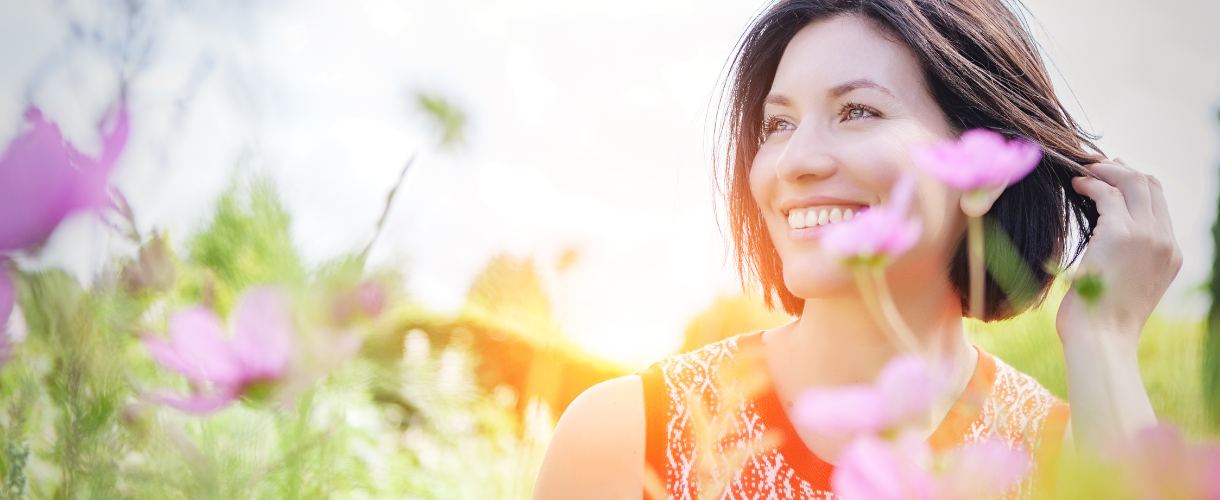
933, 439, 1031, 500
121, 233, 175, 294
0, 99, 129, 251
142, 287, 293, 414
0, 267, 12, 365
794, 355, 937, 437
821, 172, 922, 266
832, 433, 934, 500
330, 280, 386, 326
911, 128, 1041, 192
1122, 423, 1220, 500
794, 385, 888, 437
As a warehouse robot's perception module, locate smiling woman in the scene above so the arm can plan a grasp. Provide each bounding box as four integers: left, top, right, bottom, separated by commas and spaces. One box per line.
533, 0, 1179, 498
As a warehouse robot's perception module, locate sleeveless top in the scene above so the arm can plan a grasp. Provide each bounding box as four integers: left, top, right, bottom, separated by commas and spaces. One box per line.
638, 330, 1070, 499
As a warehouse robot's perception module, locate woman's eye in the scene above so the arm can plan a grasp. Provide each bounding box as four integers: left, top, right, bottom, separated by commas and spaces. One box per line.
840, 102, 880, 122
762, 116, 795, 137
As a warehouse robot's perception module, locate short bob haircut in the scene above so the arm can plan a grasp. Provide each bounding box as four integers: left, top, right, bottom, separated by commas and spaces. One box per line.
717, 0, 1106, 322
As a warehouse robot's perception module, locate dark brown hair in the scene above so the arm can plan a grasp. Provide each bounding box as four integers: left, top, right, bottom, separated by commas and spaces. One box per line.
716, 0, 1106, 321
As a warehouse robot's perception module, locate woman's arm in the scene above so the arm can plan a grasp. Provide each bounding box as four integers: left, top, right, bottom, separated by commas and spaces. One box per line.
532, 375, 646, 500
1056, 159, 1180, 453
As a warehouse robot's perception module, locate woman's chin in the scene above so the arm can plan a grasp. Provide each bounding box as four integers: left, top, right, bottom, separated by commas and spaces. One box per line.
782, 259, 856, 299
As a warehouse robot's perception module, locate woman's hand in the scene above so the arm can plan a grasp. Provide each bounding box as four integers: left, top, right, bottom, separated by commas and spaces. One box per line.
1055, 157, 1179, 451
1056, 158, 1182, 347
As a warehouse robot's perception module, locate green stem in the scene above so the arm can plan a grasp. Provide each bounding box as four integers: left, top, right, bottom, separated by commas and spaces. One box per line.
852, 266, 889, 341
870, 267, 921, 354
968, 215, 986, 320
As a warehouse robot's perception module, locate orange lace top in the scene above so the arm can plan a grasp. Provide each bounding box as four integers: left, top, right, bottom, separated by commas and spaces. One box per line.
639, 330, 1070, 499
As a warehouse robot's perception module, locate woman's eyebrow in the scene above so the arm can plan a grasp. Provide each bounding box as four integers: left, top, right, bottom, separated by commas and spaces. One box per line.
828, 78, 896, 99
764, 79, 896, 106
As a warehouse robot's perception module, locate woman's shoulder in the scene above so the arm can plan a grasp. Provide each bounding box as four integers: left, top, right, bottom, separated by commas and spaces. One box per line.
533, 374, 645, 498
639, 330, 762, 381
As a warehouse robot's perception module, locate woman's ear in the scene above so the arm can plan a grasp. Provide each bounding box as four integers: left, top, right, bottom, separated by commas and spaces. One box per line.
959, 184, 1006, 217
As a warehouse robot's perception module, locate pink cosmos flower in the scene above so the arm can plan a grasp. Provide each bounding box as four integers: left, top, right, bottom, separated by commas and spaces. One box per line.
933, 439, 1032, 500
832, 433, 935, 500
794, 355, 938, 437
330, 280, 386, 326
820, 171, 922, 263
1122, 423, 1220, 499
0, 99, 129, 251
143, 287, 294, 414
911, 128, 1041, 191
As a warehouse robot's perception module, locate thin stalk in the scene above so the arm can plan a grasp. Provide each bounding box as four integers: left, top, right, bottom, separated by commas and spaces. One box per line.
870, 266, 921, 355
968, 215, 986, 319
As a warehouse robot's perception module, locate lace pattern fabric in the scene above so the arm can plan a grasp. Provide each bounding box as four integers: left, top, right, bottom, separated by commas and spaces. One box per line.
640, 331, 1070, 499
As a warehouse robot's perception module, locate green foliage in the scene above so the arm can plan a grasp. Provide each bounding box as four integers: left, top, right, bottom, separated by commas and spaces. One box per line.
414, 93, 467, 150
967, 278, 1214, 438
185, 177, 305, 315
0, 169, 547, 498
1205, 106, 1220, 430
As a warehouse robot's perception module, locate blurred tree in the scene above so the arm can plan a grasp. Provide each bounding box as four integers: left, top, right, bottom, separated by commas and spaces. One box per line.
680, 294, 792, 353
186, 177, 305, 314
463, 253, 561, 340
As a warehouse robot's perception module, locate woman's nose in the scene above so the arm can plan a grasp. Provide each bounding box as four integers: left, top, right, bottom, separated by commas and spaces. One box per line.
774, 124, 838, 182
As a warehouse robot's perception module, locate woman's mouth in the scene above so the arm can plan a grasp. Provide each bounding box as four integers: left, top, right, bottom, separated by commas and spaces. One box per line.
783, 204, 871, 241
786, 205, 870, 230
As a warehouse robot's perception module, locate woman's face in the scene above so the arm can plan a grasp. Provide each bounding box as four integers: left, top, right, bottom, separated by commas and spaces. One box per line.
749, 14, 967, 299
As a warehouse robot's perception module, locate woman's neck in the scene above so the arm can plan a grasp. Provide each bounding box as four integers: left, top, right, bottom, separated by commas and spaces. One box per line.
770, 270, 973, 388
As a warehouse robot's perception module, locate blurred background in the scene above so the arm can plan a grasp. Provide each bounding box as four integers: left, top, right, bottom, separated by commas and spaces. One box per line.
3, 0, 1217, 366
0, 0, 1218, 496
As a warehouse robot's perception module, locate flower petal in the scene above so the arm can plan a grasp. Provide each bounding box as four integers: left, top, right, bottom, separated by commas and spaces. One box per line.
164, 307, 242, 386
145, 387, 239, 415
0, 101, 127, 251
793, 385, 889, 436
231, 287, 294, 380
934, 439, 1031, 500
876, 355, 938, 425
832, 434, 934, 500
912, 128, 1042, 192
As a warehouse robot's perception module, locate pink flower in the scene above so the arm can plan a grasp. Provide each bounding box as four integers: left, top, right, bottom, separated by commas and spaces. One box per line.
933, 439, 1032, 500
1204, 447, 1220, 499
0, 99, 129, 251
874, 355, 940, 425
911, 128, 1041, 191
1121, 424, 1220, 500
143, 287, 294, 414
833, 433, 935, 500
794, 355, 938, 438
330, 280, 386, 326
821, 172, 922, 264
794, 385, 889, 436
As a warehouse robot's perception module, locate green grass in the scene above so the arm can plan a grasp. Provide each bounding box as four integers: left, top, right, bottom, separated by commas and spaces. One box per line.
965, 280, 1214, 438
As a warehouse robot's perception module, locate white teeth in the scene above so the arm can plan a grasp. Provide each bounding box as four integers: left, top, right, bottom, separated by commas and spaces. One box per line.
785, 205, 869, 230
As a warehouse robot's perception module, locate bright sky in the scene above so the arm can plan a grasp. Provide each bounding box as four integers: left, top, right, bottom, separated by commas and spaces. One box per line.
2, 0, 1218, 368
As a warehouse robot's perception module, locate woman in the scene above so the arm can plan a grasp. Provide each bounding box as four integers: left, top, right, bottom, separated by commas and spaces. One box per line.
534, 0, 1180, 498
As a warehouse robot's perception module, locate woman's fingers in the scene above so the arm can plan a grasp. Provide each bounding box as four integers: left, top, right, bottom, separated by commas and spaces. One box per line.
1146, 173, 1175, 235
1072, 175, 1134, 226
1084, 160, 1155, 224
